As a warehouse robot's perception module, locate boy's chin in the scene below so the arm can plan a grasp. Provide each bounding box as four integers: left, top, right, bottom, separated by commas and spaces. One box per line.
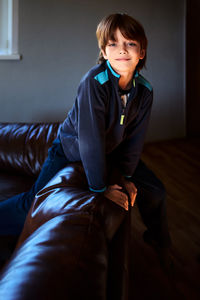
112, 64, 136, 74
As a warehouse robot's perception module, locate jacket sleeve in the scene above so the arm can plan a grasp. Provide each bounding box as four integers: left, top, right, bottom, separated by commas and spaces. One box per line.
119, 88, 153, 177
77, 76, 107, 192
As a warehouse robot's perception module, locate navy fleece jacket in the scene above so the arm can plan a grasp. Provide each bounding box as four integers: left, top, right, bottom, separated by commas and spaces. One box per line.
59, 60, 153, 192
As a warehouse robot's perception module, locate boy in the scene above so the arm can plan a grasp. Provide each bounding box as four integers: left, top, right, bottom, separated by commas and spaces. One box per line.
0, 14, 172, 266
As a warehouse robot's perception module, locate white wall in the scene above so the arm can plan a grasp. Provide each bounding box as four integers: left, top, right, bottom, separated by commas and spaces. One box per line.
0, 0, 186, 141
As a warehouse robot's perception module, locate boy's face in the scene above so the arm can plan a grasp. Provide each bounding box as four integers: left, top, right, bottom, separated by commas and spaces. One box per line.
101, 28, 145, 75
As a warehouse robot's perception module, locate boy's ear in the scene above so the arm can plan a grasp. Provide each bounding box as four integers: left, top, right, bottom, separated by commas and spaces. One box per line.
101, 48, 108, 60
139, 49, 145, 60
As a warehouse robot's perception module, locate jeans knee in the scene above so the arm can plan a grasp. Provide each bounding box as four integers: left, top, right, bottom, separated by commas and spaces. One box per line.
137, 179, 166, 211
154, 180, 166, 202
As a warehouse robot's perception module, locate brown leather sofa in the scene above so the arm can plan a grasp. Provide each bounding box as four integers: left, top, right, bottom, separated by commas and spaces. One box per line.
0, 123, 131, 300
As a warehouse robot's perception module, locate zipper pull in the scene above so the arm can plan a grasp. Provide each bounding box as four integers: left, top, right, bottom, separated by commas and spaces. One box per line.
120, 107, 125, 125
120, 114, 125, 125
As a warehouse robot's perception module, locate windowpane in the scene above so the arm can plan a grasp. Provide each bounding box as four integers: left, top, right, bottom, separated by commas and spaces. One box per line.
0, 0, 20, 59
0, 0, 9, 53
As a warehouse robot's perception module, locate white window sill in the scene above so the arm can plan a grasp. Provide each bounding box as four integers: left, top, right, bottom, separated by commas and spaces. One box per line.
0, 54, 21, 60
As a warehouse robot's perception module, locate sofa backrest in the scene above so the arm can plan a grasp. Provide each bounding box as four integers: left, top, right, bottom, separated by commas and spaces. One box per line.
0, 123, 61, 176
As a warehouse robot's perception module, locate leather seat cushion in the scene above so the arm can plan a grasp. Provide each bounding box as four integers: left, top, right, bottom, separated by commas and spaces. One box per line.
0, 172, 35, 202
0, 123, 61, 176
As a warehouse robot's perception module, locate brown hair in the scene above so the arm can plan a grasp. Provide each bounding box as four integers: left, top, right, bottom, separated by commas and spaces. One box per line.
96, 13, 148, 70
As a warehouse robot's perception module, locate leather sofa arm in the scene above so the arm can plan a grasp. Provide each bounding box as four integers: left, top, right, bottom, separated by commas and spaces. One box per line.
0, 163, 131, 300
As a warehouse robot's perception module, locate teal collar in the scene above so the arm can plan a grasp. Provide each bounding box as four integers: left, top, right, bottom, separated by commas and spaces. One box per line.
106, 60, 120, 78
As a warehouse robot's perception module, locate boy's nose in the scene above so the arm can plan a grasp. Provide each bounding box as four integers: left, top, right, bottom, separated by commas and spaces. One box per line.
119, 44, 127, 54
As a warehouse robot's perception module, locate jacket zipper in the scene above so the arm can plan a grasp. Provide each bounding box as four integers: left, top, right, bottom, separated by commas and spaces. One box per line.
120, 94, 129, 125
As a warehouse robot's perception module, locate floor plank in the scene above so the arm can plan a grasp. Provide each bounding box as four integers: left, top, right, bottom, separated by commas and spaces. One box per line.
130, 138, 200, 299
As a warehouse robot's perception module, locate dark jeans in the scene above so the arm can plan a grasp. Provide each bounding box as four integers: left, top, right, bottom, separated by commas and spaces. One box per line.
131, 160, 171, 248
0, 141, 171, 247
0, 138, 69, 236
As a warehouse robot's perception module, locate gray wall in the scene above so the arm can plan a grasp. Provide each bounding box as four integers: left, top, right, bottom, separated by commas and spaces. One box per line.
0, 0, 186, 141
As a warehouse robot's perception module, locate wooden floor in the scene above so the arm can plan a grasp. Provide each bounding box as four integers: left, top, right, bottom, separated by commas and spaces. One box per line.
130, 138, 200, 299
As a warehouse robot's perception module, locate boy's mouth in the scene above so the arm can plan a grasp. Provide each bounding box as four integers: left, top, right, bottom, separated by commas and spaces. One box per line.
115, 58, 130, 61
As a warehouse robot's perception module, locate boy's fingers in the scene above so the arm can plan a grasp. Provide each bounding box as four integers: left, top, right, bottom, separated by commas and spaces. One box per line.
108, 190, 129, 210
124, 182, 137, 207
131, 193, 137, 207
116, 191, 128, 204
109, 184, 122, 190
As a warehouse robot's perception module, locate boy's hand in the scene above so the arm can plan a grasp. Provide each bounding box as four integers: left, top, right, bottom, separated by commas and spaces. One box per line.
122, 180, 137, 207
104, 184, 129, 211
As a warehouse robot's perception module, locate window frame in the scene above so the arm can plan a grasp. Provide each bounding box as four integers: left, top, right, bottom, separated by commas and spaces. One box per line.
0, 0, 20, 60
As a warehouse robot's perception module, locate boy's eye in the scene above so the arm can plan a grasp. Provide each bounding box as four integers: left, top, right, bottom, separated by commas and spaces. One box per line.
108, 42, 116, 47
128, 42, 137, 47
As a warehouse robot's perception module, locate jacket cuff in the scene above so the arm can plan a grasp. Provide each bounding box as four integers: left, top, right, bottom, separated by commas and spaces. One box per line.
89, 186, 107, 193
123, 174, 132, 179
